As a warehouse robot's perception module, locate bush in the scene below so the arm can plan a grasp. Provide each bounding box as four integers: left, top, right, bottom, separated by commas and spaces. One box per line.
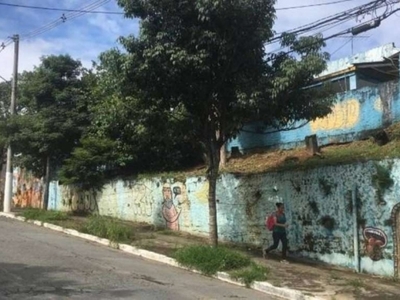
22, 208, 69, 222
230, 263, 269, 287
82, 215, 132, 243
174, 245, 251, 276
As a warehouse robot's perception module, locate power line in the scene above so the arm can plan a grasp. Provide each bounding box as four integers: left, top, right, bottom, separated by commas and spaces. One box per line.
276, 0, 356, 11
0, 1, 123, 15
21, 0, 111, 41
330, 38, 353, 56
0, 0, 355, 13
0, 0, 111, 53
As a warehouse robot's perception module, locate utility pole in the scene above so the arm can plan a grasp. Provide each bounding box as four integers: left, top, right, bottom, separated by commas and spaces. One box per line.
3, 34, 19, 213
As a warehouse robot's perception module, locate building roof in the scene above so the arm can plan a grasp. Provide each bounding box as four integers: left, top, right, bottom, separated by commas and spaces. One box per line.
316, 43, 400, 79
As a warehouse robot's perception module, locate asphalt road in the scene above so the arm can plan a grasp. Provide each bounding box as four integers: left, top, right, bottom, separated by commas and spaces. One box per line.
0, 218, 274, 300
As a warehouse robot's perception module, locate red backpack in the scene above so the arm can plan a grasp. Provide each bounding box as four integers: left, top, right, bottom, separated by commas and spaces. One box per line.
265, 213, 276, 231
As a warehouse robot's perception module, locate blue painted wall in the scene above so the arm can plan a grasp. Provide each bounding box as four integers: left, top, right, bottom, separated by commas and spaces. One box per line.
226, 81, 399, 152
49, 159, 400, 277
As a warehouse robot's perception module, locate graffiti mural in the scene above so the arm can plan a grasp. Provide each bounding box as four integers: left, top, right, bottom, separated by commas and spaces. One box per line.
12, 168, 43, 208
160, 182, 193, 231
61, 187, 98, 213
131, 183, 154, 217
173, 182, 191, 229
363, 227, 388, 261
161, 183, 181, 230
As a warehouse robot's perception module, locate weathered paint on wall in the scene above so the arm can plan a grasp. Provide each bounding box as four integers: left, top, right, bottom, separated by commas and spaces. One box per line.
48, 159, 400, 277
12, 167, 43, 208
227, 81, 399, 152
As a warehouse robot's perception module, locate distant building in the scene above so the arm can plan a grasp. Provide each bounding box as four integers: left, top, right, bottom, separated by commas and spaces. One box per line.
226, 43, 400, 154
314, 43, 399, 93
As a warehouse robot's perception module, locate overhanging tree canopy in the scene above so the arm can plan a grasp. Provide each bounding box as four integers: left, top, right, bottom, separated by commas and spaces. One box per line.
115, 0, 335, 246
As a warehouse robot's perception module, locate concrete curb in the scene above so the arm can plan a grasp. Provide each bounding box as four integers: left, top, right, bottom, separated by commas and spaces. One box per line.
0, 212, 323, 300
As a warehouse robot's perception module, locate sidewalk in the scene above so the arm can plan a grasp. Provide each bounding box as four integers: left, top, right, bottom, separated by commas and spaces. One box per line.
11, 213, 400, 300
131, 231, 400, 300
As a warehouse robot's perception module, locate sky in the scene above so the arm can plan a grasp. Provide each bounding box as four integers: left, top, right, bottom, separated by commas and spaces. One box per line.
0, 0, 399, 80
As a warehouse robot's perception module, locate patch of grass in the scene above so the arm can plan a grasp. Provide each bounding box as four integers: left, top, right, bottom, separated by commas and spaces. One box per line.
347, 279, 365, 288
22, 208, 69, 222
220, 123, 400, 175
230, 263, 269, 287
82, 215, 132, 243
174, 245, 251, 276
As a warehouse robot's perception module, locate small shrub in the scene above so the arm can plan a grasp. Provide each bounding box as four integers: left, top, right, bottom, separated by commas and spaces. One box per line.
318, 178, 333, 196
174, 245, 251, 276
309, 201, 319, 215
82, 216, 132, 243
230, 263, 268, 287
372, 164, 394, 204
22, 208, 69, 222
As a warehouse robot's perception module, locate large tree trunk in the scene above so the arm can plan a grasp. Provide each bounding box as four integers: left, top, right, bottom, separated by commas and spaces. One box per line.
207, 139, 221, 247
42, 155, 50, 210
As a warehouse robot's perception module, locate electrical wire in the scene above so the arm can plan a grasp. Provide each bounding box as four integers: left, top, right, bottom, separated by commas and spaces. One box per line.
330, 38, 354, 56
275, 0, 356, 11
269, 0, 388, 44
20, 0, 111, 41
0, 0, 111, 51
0, 0, 355, 13
0, 1, 122, 15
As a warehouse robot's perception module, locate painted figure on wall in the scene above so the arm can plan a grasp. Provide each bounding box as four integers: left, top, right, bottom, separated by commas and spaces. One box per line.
363, 227, 387, 261
173, 183, 191, 229
162, 183, 181, 230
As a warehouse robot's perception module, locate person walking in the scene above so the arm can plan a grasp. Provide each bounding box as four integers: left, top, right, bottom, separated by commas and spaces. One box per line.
265, 202, 288, 262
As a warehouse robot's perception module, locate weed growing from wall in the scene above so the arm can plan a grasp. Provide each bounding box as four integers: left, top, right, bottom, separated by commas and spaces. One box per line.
309, 200, 320, 215
319, 215, 336, 231
318, 178, 333, 196
372, 163, 394, 205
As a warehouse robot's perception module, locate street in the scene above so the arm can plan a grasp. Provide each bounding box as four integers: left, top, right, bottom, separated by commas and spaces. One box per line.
0, 218, 273, 299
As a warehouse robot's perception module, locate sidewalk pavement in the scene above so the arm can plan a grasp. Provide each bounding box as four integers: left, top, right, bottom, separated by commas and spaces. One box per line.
3, 212, 400, 300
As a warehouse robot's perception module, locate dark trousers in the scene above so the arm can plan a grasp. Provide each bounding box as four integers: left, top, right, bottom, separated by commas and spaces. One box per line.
266, 231, 288, 258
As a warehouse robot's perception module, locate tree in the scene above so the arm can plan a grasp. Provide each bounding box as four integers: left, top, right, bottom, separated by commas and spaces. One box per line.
115, 0, 335, 246
8, 55, 91, 209
59, 48, 203, 189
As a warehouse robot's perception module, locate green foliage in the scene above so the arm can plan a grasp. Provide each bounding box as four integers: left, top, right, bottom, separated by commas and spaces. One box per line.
7, 55, 91, 177
174, 245, 251, 276
230, 263, 269, 287
372, 163, 394, 204
82, 215, 132, 243
22, 208, 69, 222
58, 137, 118, 190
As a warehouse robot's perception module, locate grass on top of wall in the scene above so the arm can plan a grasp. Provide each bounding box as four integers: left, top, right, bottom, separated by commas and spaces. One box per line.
223, 122, 400, 175
131, 123, 400, 179
173, 245, 268, 287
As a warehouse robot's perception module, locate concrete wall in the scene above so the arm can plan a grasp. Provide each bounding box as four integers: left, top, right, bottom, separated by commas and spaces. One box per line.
48, 159, 400, 277
226, 81, 399, 152
12, 167, 43, 208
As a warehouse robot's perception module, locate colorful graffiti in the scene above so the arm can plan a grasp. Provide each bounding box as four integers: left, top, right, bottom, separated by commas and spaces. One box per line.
161, 183, 181, 230
363, 227, 388, 261
160, 182, 191, 231
12, 168, 43, 208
